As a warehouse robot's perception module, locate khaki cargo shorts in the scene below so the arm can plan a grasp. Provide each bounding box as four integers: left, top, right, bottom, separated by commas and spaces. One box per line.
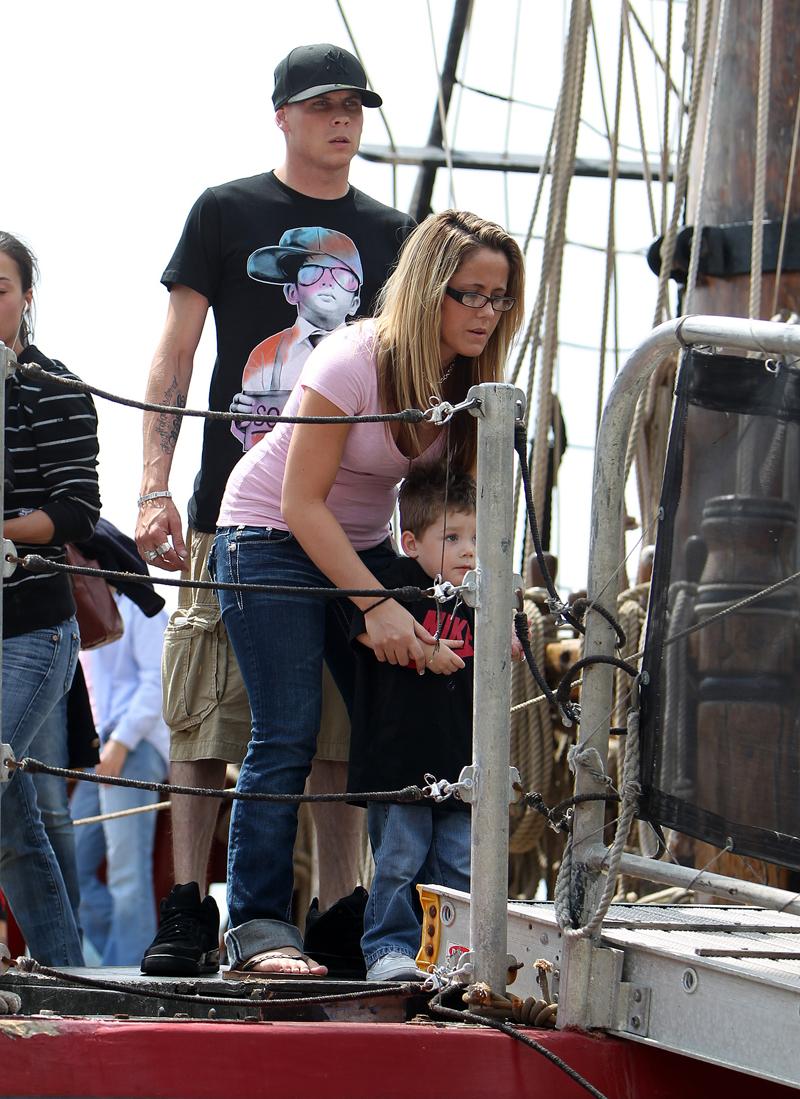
163, 528, 350, 764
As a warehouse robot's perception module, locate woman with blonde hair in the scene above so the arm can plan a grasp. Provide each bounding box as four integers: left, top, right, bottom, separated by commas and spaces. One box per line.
214, 209, 524, 977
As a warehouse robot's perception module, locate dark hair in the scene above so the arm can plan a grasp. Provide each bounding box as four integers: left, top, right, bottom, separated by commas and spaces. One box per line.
0, 232, 38, 347
398, 464, 476, 537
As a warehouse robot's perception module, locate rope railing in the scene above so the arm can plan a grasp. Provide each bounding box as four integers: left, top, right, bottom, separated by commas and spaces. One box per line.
11, 553, 444, 604
13, 431, 793, 728
5, 752, 616, 841
12, 360, 439, 427
6, 756, 434, 805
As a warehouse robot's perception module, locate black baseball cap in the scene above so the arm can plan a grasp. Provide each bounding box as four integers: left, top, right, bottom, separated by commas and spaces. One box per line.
272, 44, 383, 110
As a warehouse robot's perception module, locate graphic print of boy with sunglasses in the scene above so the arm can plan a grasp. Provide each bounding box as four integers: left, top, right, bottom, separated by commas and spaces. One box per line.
230, 227, 363, 450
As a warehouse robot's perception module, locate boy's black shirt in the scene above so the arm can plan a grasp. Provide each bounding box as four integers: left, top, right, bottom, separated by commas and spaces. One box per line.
347, 556, 473, 812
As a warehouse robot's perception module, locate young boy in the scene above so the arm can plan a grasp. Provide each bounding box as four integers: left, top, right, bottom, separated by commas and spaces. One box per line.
348, 466, 476, 983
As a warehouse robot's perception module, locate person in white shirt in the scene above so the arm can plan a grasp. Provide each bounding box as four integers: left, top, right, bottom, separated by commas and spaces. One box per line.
71, 594, 169, 966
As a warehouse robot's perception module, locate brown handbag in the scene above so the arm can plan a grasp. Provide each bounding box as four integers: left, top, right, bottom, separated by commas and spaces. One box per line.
64, 543, 124, 650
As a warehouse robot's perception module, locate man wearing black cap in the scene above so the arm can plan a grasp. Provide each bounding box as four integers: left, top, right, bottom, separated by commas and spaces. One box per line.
136, 43, 414, 977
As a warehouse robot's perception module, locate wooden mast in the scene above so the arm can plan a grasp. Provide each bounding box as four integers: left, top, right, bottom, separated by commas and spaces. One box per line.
681, 0, 800, 888
688, 0, 800, 319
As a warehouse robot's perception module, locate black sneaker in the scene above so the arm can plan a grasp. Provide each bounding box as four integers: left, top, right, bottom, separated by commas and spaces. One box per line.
140, 882, 220, 976
303, 886, 368, 980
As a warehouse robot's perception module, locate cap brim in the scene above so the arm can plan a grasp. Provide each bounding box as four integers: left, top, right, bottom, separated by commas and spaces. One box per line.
284, 83, 382, 108
247, 247, 303, 283
247, 245, 361, 284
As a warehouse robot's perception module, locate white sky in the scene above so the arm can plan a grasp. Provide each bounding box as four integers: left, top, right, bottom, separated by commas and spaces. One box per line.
4, 0, 682, 600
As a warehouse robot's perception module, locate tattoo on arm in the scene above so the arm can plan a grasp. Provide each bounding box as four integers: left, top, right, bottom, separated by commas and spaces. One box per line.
157, 377, 187, 455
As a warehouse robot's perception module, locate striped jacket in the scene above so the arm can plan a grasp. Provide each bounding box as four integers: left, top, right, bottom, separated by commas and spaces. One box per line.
4, 345, 100, 638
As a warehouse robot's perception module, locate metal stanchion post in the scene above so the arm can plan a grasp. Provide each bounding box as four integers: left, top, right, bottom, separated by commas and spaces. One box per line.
463, 382, 525, 993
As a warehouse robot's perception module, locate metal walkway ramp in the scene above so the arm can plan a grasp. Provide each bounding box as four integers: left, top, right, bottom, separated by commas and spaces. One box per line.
422, 887, 800, 1090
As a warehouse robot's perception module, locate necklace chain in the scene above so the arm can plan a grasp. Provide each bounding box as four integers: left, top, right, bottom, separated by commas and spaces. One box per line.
440, 357, 457, 387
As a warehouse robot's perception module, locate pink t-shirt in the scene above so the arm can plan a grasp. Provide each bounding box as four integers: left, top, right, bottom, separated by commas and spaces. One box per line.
218, 320, 444, 550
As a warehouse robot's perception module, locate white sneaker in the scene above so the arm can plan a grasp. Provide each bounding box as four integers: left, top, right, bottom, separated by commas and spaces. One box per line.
366, 951, 426, 982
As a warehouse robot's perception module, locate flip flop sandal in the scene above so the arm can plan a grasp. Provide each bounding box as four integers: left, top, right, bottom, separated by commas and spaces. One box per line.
224, 947, 326, 980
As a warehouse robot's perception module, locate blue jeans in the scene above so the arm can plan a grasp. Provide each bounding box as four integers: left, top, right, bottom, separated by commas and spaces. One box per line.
71, 739, 167, 966
362, 803, 471, 969
31, 695, 82, 932
212, 526, 396, 963
0, 618, 83, 965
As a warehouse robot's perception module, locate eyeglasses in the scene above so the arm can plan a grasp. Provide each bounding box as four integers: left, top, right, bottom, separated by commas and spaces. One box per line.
297, 264, 360, 293
445, 287, 516, 312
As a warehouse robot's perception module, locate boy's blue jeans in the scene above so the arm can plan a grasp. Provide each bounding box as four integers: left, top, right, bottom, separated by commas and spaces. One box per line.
361, 802, 471, 969
0, 618, 83, 966
212, 526, 396, 965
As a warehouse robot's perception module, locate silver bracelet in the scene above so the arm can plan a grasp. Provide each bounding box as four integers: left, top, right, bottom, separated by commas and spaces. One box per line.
137, 490, 172, 507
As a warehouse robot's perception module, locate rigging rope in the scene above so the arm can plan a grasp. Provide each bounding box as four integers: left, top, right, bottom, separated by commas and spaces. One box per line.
625, 0, 714, 543
594, 5, 626, 440
554, 708, 641, 937
502, 0, 524, 232
532, 0, 591, 528
509, 597, 553, 857
771, 87, 800, 316
660, 0, 674, 236
425, 0, 456, 208
750, 0, 773, 320
684, 0, 729, 313
622, 2, 658, 237
334, 0, 398, 206
455, 79, 661, 155
626, 0, 686, 105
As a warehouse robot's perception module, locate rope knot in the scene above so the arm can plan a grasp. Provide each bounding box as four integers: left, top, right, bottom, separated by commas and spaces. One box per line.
567, 744, 614, 789
621, 779, 642, 802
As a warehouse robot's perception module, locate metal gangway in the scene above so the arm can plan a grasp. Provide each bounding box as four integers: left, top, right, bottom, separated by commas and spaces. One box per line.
447, 315, 800, 1090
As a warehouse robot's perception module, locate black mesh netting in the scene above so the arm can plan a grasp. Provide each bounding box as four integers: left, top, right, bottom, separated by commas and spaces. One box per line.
639, 347, 800, 869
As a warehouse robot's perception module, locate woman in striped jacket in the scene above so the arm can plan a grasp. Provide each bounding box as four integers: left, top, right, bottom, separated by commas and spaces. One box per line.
0, 231, 100, 965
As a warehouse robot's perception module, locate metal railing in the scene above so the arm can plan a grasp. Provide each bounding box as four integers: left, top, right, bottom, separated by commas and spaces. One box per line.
558, 315, 800, 1029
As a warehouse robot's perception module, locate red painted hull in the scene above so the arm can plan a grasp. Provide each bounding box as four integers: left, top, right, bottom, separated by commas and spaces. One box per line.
0, 1017, 793, 1099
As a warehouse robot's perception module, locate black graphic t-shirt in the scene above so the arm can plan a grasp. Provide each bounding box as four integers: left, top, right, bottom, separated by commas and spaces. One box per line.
347, 556, 474, 811
162, 171, 415, 532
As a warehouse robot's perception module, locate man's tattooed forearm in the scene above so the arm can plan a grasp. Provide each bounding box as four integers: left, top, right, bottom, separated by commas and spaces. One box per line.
157, 377, 187, 455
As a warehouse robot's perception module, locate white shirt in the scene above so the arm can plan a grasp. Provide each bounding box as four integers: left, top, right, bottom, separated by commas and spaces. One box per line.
81, 593, 169, 763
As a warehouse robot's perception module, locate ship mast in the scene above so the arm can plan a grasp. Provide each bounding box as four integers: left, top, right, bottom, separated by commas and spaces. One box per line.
677, 0, 800, 888
687, 0, 800, 321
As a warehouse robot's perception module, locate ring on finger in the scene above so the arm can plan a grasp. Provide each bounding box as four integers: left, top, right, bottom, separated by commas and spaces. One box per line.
156, 541, 171, 556
145, 549, 159, 562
